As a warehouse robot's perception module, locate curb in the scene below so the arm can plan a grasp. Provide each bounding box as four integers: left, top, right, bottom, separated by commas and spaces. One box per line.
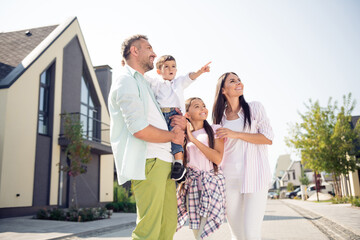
49, 221, 136, 239
282, 200, 360, 240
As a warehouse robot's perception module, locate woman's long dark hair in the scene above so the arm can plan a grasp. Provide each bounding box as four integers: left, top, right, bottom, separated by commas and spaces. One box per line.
212, 72, 251, 129
183, 97, 218, 173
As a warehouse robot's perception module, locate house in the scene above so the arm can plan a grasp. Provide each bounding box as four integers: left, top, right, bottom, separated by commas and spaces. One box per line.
279, 161, 330, 189
0, 17, 114, 218
280, 161, 302, 188
271, 154, 292, 190
340, 116, 360, 197
274, 154, 292, 180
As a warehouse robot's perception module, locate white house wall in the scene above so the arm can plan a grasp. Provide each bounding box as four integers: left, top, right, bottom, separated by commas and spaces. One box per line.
0, 17, 113, 208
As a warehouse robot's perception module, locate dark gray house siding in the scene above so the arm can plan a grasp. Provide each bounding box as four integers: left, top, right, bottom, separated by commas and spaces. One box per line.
59, 36, 102, 208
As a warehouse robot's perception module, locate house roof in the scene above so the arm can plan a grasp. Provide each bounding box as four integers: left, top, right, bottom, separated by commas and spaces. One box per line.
274, 154, 292, 177
0, 17, 77, 89
351, 116, 360, 129
0, 25, 57, 81
280, 160, 299, 181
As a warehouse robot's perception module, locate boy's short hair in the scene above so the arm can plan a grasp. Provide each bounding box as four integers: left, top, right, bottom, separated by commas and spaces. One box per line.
156, 55, 176, 70
121, 34, 148, 60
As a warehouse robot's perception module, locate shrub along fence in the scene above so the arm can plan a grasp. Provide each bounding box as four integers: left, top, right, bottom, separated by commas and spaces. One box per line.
105, 181, 136, 213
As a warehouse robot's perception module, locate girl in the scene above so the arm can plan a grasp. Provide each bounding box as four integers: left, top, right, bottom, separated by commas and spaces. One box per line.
213, 72, 274, 240
177, 97, 226, 240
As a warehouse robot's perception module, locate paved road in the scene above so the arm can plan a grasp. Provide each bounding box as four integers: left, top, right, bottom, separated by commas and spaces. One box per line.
79, 200, 329, 240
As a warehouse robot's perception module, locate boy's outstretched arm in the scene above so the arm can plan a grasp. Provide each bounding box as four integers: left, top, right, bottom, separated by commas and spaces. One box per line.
189, 61, 211, 80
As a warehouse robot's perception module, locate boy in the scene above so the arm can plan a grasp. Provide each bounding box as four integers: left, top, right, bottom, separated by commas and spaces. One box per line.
146, 55, 211, 182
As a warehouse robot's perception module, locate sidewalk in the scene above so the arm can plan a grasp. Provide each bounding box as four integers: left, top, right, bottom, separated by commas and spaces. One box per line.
282, 199, 360, 238
66, 200, 328, 240
174, 200, 329, 240
0, 213, 137, 240
0, 200, 359, 239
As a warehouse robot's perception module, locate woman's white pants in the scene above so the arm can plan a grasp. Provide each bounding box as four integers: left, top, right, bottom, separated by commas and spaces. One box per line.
225, 180, 268, 240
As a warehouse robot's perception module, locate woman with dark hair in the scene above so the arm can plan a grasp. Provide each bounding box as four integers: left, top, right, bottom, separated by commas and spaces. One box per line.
177, 97, 226, 240
213, 72, 274, 240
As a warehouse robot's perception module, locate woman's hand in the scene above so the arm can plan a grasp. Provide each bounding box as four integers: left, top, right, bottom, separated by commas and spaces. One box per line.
216, 127, 238, 139
217, 127, 272, 144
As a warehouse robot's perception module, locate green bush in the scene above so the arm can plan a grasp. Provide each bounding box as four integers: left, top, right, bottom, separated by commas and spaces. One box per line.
350, 197, 360, 207
116, 202, 124, 212
114, 182, 130, 202
123, 202, 136, 212
49, 208, 66, 220
110, 181, 136, 213
331, 196, 355, 204
287, 182, 294, 192
36, 209, 48, 219
105, 202, 116, 210
35, 206, 108, 222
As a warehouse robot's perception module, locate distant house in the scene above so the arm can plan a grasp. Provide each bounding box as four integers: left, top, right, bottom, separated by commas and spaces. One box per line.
279, 161, 333, 190
271, 154, 292, 189
274, 154, 292, 180
0, 17, 114, 218
280, 161, 302, 188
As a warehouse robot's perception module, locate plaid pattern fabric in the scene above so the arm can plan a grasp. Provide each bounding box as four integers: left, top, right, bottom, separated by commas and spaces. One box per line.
177, 167, 226, 239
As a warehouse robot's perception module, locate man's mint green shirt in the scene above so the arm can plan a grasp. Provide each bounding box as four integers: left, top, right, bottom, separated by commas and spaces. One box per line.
108, 66, 166, 184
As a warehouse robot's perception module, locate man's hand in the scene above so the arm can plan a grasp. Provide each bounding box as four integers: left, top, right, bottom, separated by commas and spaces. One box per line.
171, 126, 185, 145
169, 114, 187, 131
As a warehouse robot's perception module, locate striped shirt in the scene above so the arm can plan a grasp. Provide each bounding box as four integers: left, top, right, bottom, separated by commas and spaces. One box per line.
177, 167, 226, 239
220, 101, 274, 193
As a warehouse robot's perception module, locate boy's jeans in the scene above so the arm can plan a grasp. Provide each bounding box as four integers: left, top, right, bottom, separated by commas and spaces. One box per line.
162, 108, 184, 155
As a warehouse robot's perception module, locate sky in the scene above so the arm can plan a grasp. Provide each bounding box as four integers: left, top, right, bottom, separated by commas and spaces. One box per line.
1, 0, 360, 174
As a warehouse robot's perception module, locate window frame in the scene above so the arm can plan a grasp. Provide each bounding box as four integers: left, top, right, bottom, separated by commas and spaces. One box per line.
80, 73, 100, 142
38, 63, 54, 135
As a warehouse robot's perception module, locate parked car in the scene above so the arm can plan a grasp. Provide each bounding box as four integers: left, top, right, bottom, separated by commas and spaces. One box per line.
297, 183, 333, 198
268, 191, 279, 199
286, 187, 300, 199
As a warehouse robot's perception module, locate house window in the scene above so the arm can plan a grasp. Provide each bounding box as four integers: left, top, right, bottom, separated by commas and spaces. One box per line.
80, 76, 99, 141
293, 172, 296, 180
38, 68, 51, 134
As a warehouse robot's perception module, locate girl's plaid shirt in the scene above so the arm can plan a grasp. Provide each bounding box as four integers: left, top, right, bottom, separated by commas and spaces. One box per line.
176, 167, 226, 239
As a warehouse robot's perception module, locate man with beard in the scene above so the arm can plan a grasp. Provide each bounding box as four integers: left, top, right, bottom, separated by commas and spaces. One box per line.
108, 35, 185, 240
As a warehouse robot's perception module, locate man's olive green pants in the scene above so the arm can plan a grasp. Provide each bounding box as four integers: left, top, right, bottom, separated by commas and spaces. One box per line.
131, 158, 177, 240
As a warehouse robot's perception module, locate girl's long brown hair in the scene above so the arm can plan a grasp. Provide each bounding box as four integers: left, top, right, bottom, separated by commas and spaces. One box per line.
184, 97, 218, 173
212, 72, 251, 128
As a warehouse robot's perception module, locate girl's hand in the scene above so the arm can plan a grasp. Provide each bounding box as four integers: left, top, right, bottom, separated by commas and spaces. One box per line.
186, 121, 195, 142
216, 127, 238, 139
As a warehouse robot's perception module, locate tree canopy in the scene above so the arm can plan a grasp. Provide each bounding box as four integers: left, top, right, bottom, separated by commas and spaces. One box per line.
286, 93, 360, 196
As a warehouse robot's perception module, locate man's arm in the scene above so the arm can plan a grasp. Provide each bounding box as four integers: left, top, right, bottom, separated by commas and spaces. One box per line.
134, 125, 184, 145
116, 74, 185, 144
189, 61, 211, 80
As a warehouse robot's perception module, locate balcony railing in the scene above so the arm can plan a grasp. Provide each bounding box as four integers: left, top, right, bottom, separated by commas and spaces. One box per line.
58, 112, 112, 155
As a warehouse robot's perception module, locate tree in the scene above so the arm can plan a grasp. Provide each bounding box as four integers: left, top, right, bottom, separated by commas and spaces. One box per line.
286, 93, 360, 197
331, 94, 360, 196
287, 182, 294, 192
286, 98, 336, 174
59, 113, 92, 208
299, 168, 310, 186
